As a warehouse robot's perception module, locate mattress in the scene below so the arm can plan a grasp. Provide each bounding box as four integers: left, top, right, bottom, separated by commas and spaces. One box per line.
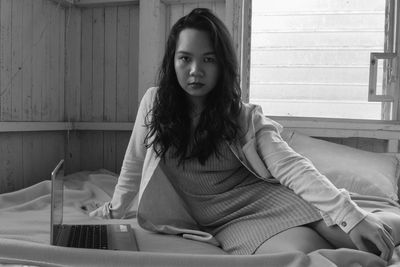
0, 170, 399, 267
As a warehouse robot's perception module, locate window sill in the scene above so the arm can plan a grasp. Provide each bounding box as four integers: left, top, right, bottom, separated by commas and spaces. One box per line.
269, 116, 400, 140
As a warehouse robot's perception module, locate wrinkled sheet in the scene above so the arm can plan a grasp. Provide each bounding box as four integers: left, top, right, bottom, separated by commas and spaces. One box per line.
0, 170, 399, 267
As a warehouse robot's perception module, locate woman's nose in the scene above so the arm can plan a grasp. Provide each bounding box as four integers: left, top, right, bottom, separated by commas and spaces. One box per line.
189, 62, 204, 77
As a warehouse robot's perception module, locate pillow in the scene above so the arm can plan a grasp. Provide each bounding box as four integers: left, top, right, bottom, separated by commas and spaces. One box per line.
282, 129, 400, 201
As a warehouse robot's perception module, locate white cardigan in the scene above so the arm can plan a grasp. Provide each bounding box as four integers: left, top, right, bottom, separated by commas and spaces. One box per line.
100, 87, 367, 245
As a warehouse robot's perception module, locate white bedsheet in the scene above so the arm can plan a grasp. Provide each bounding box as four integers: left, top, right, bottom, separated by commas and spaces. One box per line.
0, 170, 399, 267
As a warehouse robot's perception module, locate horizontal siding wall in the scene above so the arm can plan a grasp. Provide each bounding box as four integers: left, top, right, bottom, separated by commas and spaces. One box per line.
250, 0, 385, 119
0, 0, 66, 193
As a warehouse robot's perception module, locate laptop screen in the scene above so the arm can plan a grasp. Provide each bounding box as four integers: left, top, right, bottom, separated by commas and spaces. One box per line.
50, 159, 65, 245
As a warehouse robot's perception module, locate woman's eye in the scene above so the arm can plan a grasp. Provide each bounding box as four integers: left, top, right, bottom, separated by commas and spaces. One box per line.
204, 57, 216, 63
180, 56, 190, 62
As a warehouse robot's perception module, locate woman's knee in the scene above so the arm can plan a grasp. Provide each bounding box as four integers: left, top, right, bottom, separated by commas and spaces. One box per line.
254, 226, 333, 255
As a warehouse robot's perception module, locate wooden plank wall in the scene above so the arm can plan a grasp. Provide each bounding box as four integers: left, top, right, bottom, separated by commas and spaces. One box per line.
66, 4, 140, 173
0, 0, 65, 122
166, 1, 225, 29
71, 1, 225, 173
0, 0, 396, 194
0, 0, 65, 193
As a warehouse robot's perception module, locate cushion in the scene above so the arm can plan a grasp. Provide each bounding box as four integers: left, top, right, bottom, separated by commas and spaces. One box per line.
282, 129, 400, 201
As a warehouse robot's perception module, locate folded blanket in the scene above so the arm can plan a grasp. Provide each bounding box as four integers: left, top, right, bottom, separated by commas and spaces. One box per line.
0, 170, 398, 267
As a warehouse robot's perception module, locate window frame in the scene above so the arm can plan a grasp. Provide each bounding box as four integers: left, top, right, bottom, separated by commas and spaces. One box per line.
241, 0, 400, 152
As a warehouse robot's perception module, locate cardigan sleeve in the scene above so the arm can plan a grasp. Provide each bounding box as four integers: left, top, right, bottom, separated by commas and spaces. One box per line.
252, 106, 368, 233
107, 88, 156, 218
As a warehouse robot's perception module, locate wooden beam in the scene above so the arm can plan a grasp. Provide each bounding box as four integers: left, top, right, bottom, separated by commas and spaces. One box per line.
74, 0, 138, 7
273, 116, 400, 140
0, 119, 398, 143
273, 116, 400, 131
161, 0, 224, 4
49, 0, 74, 7
0, 122, 72, 132
283, 128, 400, 140
73, 122, 134, 131
0, 122, 136, 132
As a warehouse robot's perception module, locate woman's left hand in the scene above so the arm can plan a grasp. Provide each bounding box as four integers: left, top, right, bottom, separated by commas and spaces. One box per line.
348, 213, 395, 261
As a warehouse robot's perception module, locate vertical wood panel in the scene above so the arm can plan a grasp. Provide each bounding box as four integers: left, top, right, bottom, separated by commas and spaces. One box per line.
103, 131, 116, 172
115, 131, 131, 172
168, 4, 183, 30
40, 132, 65, 180
81, 8, 93, 121
116, 6, 130, 121
167, 1, 226, 30
214, 1, 225, 19
45, 0, 62, 121
58, 4, 65, 121
11, 0, 23, 121
80, 131, 104, 171
32, 0, 46, 121
65, 6, 81, 121
0, 0, 67, 192
65, 130, 81, 174
65, 6, 81, 173
159, 2, 168, 58
1, 0, 12, 121
41, 0, 52, 121
138, 0, 165, 100
183, 2, 198, 14
240, 0, 251, 102
128, 5, 139, 121
92, 7, 105, 121
22, 132, 64, 187
104, 7, 117, 121
22, 133, 42, 187
0, 133, 23, 193
225, 0, 242, 73
76, 4, 140, 174
200, 1, 213, 10
22, 0, 34, 121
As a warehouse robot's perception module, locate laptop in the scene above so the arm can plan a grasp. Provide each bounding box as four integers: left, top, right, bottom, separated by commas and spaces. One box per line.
50, 159, 138, 251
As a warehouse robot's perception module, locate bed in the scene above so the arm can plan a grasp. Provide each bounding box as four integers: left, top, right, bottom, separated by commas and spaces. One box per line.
1, 130, 400, 267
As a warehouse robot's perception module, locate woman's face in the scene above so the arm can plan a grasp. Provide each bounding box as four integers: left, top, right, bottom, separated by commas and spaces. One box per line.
174, 28, 219, 107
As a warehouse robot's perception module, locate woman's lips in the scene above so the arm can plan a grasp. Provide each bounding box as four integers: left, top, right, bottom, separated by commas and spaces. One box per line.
188, 82, 205, 89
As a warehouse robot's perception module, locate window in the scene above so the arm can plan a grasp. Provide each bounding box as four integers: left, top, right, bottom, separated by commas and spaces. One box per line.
249, 0, 398, 120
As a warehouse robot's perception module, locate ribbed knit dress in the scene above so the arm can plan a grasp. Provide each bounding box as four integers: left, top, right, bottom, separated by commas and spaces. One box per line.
160, 141, 322, 255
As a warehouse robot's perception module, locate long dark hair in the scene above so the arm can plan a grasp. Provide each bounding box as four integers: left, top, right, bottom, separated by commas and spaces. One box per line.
145, 8, 242, 165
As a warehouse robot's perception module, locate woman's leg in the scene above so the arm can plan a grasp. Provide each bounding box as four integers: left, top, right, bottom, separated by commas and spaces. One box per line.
254, 226, 334, 255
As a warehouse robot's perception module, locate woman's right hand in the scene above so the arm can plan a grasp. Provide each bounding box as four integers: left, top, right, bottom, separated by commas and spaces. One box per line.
88, 202, 113, 219
348, 213, 395, 261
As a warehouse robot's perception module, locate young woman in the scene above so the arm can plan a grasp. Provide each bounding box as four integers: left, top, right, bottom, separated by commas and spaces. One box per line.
90, 8, 400, 261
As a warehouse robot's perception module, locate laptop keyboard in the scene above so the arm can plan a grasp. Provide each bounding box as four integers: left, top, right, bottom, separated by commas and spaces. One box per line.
67, 225, 108, 249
